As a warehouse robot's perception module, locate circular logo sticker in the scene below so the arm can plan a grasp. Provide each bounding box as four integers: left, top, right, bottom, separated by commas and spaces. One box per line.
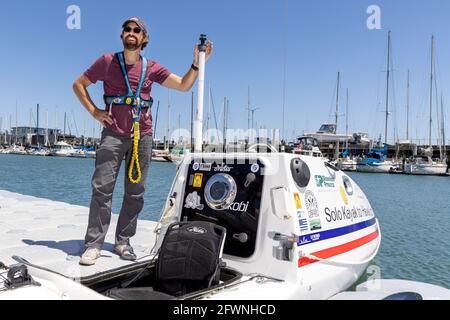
251, 163, 260, 173
304, 190, 319, 219
192, 163, 200, 171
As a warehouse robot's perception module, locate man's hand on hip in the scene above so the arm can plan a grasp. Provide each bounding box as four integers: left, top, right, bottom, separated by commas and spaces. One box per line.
93, 109, 114, 126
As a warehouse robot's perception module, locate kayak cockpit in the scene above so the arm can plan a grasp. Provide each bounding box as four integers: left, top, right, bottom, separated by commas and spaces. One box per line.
83, 261, 242, 300
83, 220, 243, 300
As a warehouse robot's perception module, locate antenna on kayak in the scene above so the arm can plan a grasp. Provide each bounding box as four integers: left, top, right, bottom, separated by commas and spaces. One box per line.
194, 34, 207, 153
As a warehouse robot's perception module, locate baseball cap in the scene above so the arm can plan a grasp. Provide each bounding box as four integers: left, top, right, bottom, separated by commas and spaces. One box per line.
122, 17, 148, 34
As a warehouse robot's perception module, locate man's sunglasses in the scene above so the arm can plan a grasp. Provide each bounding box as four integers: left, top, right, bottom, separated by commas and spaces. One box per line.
123, 26, 142, 34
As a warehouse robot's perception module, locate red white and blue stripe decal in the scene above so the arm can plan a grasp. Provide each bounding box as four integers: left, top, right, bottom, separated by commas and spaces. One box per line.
298, 217, 379, 268
297, 217, 377, 247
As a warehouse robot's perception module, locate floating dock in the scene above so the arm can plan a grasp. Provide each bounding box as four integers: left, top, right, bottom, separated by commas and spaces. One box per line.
0, 190, 158, 279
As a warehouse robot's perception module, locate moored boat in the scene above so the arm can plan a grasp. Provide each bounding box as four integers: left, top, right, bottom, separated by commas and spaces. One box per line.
356, 144, 396, 173
50, 141, 75, 157
404, 156, 447, 175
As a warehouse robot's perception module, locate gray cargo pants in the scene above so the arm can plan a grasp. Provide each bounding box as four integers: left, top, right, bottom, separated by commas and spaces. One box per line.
84, 128, 152, 250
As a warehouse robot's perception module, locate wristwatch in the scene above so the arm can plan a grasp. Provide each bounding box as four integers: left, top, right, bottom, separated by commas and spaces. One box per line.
191, 64, 199, 71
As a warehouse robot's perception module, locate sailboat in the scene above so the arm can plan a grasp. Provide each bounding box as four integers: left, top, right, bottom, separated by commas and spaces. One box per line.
336, 89, 357, 171
356, 31, 397, 174
404, 36, 448, 176
356, 141, 396, 173
304, 73, 352, 148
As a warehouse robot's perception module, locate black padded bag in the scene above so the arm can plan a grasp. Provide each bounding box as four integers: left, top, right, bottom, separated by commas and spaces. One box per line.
155, 221, 226, 296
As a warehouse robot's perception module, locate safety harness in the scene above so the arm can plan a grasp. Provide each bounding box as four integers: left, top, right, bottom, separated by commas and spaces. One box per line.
104, 52, 153, 184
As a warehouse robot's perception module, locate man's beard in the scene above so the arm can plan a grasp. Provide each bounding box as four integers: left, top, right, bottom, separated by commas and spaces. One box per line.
123, 36, 142, 51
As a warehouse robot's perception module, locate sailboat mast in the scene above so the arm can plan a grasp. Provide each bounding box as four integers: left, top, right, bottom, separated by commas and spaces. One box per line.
385, 31, 391, 145
429, 35, 434, 148
334, 72, 340, 160
154, 100, 160, 141
223, 97, 227, 151
15, 101, 18, 145
55, 106, 59, 144
247, 85, 250, 135
36, 104, 40, 147
63, 112, 66, 141
9, 114, 12, 145
166, 90, 171, 150
345, 88, 349, 151
206, 83, 211, 143
46, 109, 49, 147
406, 70, 410, 141
441, 93, 446, 158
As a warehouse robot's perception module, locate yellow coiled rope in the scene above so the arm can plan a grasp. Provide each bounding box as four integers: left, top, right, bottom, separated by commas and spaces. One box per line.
128, 122, 142, 184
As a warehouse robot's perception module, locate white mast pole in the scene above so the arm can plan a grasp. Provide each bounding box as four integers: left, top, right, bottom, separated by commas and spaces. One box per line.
334, 72, 340, 160
195, 34, 208, 153
385, 31, 391, 145
441, 93, 446, 159
46, 109, 49, 147
406, 70, 410, 141
345, 88, 349, 151
429, 35, 434, 149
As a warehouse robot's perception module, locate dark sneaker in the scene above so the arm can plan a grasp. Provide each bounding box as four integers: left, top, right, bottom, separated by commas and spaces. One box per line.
114, 244, 137, 261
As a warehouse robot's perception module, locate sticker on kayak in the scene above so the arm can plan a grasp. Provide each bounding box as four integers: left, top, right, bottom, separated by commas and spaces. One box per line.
340, 186, 349, 205
297, 210, 309, 234
192, 163, 200, 171
251, 163, 260, 173
193, 173, 204, 188
309, 219, 322, 231
305, 190, 319, 219
293, 193, 302, 209
184, 191, 205, 210
199, 163, 212, 171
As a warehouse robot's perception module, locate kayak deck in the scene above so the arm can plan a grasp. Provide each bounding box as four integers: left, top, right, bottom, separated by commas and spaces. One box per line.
0, 190, 158, 280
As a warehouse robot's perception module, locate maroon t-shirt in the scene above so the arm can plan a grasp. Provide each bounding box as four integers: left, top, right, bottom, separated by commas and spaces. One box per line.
84, 53, 171, 136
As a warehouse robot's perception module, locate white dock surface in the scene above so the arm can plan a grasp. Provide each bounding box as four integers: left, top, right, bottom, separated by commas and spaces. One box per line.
0, 190, 158, 279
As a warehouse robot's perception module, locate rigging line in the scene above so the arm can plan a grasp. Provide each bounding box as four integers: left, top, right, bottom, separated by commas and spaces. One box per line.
389, 42, 399, 143
433, 48, 441, 147
71, 110, 79, 137
435, 50, 447, 149
415, 44, 431, 145
433, 39, 445, 148
153, 100, 160, 140
371, 38, 388, 139
375, 39, 388, 113
328, 77, 338, 122
209, 87, 219, 133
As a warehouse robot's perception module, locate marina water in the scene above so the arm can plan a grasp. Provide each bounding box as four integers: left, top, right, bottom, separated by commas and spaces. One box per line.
1, 154, 449, 289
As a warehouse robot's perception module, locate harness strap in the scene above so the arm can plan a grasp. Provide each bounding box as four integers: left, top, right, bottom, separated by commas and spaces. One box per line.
117, 52, 133, 97
116, 52, 148, 100
114, 52, 149, 185
104, 96, 153, 108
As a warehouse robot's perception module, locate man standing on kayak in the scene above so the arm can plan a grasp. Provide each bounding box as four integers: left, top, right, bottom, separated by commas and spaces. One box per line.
73, 17, 213, 265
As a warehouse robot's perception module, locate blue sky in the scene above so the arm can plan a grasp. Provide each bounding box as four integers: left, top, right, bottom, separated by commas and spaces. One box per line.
1, 0, 450, 144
